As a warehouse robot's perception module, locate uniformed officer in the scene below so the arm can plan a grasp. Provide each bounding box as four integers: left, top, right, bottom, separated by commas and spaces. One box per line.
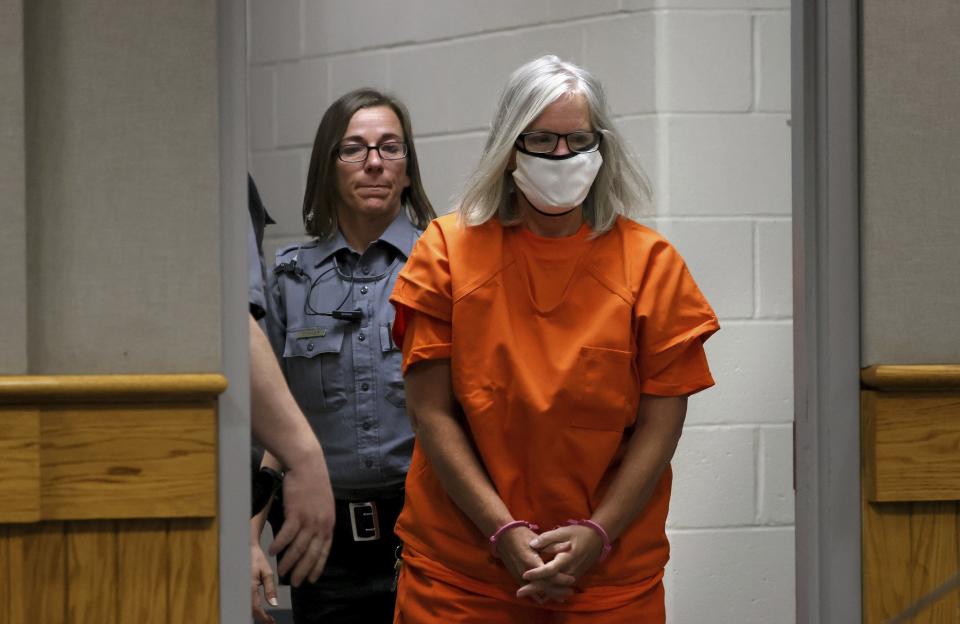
248, 174, 335, 624
252, 88, 435, 624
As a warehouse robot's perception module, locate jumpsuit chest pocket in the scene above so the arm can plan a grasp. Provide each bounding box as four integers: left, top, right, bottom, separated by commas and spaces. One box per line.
565, 346, 639, 431
283, 323, 347, 412
380, 323, 406, 408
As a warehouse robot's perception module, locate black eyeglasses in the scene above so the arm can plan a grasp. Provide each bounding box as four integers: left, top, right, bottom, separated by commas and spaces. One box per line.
337, 141, 409, 163
516, 131, 602, 155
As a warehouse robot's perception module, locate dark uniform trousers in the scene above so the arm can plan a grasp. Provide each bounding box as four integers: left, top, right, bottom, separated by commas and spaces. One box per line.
274, 487, 405, 624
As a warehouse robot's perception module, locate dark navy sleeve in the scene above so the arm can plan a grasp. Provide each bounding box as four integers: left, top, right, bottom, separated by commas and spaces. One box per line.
248, 213, 268, 320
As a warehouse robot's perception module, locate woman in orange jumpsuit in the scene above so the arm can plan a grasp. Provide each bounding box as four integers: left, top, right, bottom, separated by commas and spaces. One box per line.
389, 55, 719, 623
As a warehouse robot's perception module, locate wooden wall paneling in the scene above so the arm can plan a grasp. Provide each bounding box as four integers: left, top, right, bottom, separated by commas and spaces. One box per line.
0, 409, 40, 522
910, 502, 960, 623
0, 525, 8, 623
863, 391, 878, 500
0, 375, 223, 623
867, 392, 960, 502
168, 518, 219, 623
863, 499, 913, 622
5, 526, 26, 624
67, 520, 118, 624
117, 520, 169, 624
23, 522, 67, 624
40, 403, 217, 520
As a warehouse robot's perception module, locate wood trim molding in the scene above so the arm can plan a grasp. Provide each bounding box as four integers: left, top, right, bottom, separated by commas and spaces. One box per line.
0, 374, 223, 523
863, 390, 960, 502
862, 365, 960, 391
0, 374, 227, 404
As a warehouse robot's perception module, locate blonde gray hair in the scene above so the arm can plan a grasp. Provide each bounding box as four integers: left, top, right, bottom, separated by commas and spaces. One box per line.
457, 55, 651, 232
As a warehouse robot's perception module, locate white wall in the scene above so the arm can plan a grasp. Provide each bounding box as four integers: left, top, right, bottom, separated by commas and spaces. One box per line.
248, 2, 793, 622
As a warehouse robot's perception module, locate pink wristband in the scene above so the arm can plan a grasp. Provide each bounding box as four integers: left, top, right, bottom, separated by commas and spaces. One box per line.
565, 519, 613, 561
489, 520, 539, 557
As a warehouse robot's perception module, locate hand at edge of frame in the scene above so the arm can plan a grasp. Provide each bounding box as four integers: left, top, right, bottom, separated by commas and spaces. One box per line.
269, 454, 335, 587
251, 542, 278, 624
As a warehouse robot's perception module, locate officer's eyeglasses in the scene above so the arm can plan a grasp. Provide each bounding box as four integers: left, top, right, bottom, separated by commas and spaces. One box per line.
337, 141, 409, 163
516, 131, 602, 155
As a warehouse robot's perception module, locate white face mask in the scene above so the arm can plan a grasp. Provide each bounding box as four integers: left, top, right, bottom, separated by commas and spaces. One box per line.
512, 150, 603, 215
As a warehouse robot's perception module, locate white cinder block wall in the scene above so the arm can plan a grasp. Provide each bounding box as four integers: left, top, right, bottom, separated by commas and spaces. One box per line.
248, 2, 793, 622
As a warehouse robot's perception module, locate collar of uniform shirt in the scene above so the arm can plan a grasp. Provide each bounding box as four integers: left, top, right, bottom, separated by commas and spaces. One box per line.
311, 210, 420, 268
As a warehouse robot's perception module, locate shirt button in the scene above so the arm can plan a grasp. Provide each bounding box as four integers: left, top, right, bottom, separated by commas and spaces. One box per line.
306, 342, 314, 352
362, 421, 372, 431
364, 459, 373, 468
361, 265, 370, 275
358, 332, 365, 342
361, 382, 370, 391
359, 286, 368, 295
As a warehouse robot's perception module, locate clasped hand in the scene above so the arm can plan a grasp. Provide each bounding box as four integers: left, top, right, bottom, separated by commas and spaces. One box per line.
495, 524, 605, 605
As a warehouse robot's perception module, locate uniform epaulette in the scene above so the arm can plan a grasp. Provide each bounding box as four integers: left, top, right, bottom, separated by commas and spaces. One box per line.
276, 240, 317, 259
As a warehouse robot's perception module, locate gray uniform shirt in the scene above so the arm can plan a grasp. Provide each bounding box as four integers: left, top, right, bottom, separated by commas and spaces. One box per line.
266, 211, 420, 492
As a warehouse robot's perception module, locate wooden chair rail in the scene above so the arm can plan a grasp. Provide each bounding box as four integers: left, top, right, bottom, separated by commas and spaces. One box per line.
0, 373, 228, 404
862, 365, 960, 391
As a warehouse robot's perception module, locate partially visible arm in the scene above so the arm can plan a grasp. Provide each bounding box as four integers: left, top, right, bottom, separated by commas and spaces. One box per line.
250, 315, 322, 472
405, 360, 511, 537
522, 395, 687, 587
406, 360, 574, 601
592, 395, 687, 540
249, 315, 335, 586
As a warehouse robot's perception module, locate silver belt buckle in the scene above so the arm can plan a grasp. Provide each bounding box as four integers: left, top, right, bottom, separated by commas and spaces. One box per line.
348, 501, 380, 541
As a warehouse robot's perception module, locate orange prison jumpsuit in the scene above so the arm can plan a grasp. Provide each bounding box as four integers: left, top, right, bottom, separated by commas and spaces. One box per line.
389, 213, 719, 623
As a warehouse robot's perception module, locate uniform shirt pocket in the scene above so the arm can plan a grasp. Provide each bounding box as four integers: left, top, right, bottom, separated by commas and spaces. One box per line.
283, 322, 347, 412
380, 323, 406, 408
565, 346, 639, 431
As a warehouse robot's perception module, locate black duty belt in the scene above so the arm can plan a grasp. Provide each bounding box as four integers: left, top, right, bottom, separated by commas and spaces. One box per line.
269, 485, 405, 583
325, 487, 404, 569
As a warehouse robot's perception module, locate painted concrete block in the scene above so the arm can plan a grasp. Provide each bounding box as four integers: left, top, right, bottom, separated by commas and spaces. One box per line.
669, 426, 757, 528
666, 527, 795, 624
415, 133, 488, 215
629, 0, 788, 8
658, 12, 752, 112
389, 25, 581, 135
249, 66, 276, 151
757, 12, 791, 112
302, 0, 418, 56
616, 116, 661, 212
250, 0, 301, 63
757, 219, 792, 318
329, 51, 390, 100
584, 15, 657, 115
276, 58, 328, 148
303, 0, 622, 55
664, 114, 791, 216
414, 0, 621, 42
655, 219, 754, 319
687, 321, 793, 425
759, 425, 795, 524
621, 0, 658, 9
